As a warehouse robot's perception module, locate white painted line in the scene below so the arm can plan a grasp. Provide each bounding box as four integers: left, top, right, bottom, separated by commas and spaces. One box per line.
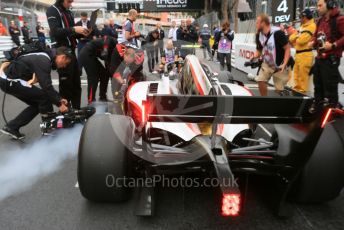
258, 124, 272, 137
52, 79, 88, 86
75, 182, 79, 188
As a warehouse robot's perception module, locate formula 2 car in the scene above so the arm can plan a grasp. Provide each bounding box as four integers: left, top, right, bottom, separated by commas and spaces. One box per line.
77, 55, 344, 217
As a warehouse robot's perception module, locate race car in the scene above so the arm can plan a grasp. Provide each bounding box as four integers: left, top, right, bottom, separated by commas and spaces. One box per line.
77, 55, 344, 217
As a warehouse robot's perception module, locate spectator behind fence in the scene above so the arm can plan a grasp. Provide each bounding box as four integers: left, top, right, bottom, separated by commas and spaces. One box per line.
156, 22, 165, 63
168, 21, 178, 47
145, 30, 160, 73
215, 21, 234, 72
9, 20, 21, 47
177, 19, 198, 58
36, 22, 46, 46
21, 21, 32, 44
0, 19, 8, 36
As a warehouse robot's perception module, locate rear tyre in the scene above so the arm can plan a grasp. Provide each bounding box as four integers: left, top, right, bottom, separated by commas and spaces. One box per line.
290, 120, 344, 203
78, 114, 135, 202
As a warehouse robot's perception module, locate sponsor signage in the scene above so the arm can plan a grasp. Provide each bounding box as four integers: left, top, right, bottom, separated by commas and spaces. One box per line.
272, 0, 295, 24
143, 0, 204, 12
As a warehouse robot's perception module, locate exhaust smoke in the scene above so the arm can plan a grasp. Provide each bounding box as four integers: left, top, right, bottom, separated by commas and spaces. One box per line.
0, 125, 83, 201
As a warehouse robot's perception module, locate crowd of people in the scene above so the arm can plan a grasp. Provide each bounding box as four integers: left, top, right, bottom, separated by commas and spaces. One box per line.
0, 19, 47, 46
0, 0, 343, 140
253, 0, 343, 113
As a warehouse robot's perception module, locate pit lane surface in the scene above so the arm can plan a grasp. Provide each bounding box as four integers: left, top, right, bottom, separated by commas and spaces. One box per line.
0, 54, 344, 230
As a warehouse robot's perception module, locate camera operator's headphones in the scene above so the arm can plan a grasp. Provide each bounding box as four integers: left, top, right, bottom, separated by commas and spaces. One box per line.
326, 0, 338, 10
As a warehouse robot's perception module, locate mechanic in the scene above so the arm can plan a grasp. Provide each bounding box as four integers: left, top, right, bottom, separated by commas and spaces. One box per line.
177, 19, 198, 58
156, 23, 165, 64
79, 36, 117, 104
308, 0, 344, 111
145, 29, 160, 73
288, 9, 316, 93
123, 9, 141, 46
0, 47, 71, 140
110, 43, 144, 101
46, 0, 90, 109
215, 21, 234, 72
199, 24, 212, 60
253, 14, 292, 96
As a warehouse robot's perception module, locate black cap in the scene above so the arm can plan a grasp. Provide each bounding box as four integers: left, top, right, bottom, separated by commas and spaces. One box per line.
301, 8, 313, 19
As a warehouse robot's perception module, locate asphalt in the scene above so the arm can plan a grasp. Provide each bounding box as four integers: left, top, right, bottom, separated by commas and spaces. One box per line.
0, 51, 344, 230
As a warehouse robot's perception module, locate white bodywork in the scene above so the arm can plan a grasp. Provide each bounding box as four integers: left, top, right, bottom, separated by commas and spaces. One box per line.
127, 55, 252, 142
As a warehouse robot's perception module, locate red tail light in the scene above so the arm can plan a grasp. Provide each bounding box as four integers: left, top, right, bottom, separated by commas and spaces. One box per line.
321, 108, 332, 128
221, 194, 241, 216
142, 101, 149, 124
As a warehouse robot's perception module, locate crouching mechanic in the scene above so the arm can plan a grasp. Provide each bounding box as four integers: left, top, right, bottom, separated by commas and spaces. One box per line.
110, 43, 144, 101
0, 47, 71, 139
254, 14, 292, 96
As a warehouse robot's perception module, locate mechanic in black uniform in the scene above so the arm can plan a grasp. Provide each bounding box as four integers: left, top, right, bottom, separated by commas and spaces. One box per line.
0, 47, 71, 140
46, 0, 90, 109
79, 36, 117, 104
109, 43, 144, 100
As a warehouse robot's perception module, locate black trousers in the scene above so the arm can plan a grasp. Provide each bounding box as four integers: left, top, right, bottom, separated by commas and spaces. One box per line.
147, 49, 156, 72
57, 53, 81, 109
154, 46, 160, 64
11, 36, 20, 47
0, 79, 53, 131
218, 53, 232, 72
313, 58, 340, 106
202, 41, 211, 59
79, 49, 109, 103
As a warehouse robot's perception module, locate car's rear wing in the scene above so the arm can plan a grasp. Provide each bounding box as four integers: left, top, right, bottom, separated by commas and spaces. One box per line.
145, 95, 314, 124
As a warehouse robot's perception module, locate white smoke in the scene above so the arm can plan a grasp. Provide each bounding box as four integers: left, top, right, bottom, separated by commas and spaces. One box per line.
0, 125, 83, 201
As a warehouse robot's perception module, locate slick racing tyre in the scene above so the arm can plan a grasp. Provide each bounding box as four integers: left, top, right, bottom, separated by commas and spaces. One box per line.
78, 114, 135, 202
290, 118, 344, 203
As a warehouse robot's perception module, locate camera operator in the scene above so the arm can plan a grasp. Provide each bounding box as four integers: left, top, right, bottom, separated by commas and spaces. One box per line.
46, 0, 90, 109
109, 43, 144, 101
288, 9, 316, 93
0, 47, 71, 140
177, 19, 198, 58
308, 0, 344, 111
79, 36, 117, 104
253, 14, 291, 96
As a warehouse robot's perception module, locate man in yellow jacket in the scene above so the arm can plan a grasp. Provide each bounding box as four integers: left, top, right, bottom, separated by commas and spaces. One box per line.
288, 9, 316, 93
